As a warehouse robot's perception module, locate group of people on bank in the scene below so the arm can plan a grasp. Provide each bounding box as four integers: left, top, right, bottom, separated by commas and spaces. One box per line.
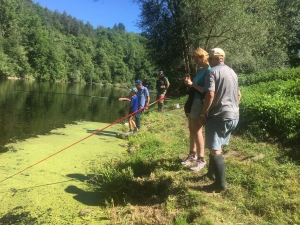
119, 47, 241, 192
118, 71, 170, 132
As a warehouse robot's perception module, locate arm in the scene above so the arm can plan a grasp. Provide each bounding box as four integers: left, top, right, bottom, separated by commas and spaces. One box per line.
184, 77, 204, 93
118, 97, 130, 101
238, 90, 242, 104
165, 81, 170, 89
199, 91, 214, 126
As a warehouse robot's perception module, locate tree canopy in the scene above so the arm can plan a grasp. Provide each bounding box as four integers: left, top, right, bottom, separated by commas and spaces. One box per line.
0, 0, 157, 86
1, 0, 299, 90
134, 0, 300, 87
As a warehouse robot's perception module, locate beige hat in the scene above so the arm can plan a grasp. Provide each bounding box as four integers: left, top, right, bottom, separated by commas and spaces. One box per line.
209, 48, 225, 58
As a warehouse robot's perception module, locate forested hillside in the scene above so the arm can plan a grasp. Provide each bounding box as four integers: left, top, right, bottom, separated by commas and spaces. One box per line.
1, 0, 299, 89
0, 0, 156, 85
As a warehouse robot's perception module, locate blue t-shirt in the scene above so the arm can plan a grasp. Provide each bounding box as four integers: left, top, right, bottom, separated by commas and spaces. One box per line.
130, 95, 138, 113
136, 86, 149, 109
193, 66, 211, 99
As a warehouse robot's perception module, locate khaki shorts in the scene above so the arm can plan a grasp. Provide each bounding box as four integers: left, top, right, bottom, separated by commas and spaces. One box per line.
156, 93, 166, 103
190, 98, 203, 119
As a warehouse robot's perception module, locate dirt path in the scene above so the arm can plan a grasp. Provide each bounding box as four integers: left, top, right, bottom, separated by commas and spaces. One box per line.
0, 121, 127, 224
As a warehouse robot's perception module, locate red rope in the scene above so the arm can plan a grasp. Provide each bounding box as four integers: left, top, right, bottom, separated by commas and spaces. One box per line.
0, 89, 180, 183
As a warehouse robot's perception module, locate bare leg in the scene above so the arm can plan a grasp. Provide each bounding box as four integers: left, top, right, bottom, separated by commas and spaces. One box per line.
131, 119, 137, 129
129, 119, 133, 131
191, 118, 204, 158
182, 116, 198, 165
188, 116, 197, 154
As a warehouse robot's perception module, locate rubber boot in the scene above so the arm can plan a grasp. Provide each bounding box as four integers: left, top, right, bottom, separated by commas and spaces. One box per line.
202, 154, 226, 192
158, 103, 163, 112
200, 154, 216, 181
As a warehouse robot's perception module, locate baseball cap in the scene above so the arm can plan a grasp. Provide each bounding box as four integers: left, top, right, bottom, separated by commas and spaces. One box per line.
135, 79, 142, 85
131, 87, 138, 93
209, 48, 225, 58
159, 71, 163, 74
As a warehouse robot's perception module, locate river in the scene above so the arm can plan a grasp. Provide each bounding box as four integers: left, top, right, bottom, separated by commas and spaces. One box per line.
0, 79, 157, 224
0, 79, 154, 153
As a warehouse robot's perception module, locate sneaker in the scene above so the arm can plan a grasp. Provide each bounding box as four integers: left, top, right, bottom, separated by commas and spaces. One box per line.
133, 127, 139, 133
127, 130, 133, 134
181, 153, 197, 165
190, 159, 206, 171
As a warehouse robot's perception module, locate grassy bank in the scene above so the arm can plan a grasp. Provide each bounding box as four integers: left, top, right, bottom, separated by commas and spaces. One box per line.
88, 99, 300, 225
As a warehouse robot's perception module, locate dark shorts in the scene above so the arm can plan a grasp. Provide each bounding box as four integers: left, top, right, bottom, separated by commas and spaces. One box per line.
205, 119, 239, 150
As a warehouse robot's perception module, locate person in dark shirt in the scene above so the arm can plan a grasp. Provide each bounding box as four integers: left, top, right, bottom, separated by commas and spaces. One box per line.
142, 78, 151, 91
155, 71, 170, 112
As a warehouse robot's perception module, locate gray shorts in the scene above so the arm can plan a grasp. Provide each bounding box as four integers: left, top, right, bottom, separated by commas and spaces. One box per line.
190, 98, 203, 119
205, 119, 239, 150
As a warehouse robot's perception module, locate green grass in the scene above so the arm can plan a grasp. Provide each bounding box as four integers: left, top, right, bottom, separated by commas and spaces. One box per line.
89, 99, 300, 225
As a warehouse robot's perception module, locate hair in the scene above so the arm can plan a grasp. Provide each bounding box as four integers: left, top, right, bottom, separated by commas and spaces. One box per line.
193, 48, 209, 64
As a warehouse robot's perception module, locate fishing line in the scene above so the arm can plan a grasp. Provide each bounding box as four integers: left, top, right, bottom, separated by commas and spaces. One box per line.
12, 90, 109, 99
0, 86, 186, 183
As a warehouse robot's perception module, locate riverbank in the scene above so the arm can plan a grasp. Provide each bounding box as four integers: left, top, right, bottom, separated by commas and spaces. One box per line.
90, 98, 300, 224
0, 121, 127, 224
1, 98, 299, 224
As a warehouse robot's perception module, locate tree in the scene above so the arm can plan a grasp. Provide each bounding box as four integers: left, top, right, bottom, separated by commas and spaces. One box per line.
113, 22, 126, 32
133, 0, 299, 86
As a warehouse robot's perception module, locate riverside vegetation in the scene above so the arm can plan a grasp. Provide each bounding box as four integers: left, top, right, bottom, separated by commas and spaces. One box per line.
83, 68, 300, 224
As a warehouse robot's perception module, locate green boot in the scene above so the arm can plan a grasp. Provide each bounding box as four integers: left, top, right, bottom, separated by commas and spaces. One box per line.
200, 154, 216, 181
202, 154, 226, 192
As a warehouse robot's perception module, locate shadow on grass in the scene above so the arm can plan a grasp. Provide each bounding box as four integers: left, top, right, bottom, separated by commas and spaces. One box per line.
0, 206, 37, 225
279, 144, 300, 165
65, 185, 101, 206
118, 158, 183, 177
90, 158, 189, 206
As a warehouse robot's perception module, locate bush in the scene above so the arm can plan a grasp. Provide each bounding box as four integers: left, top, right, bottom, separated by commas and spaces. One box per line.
238, 78, 300, 145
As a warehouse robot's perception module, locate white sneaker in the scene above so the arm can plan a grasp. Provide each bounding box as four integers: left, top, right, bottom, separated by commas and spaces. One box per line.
190, 159, 206, 171
181, 153, 197, 165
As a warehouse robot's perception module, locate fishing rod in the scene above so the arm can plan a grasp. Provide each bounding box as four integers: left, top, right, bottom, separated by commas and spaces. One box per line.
0, 86, 186, 183
11, 90, 109, 99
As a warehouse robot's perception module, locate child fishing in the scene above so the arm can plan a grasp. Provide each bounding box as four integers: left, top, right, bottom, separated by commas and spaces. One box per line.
118, 88, 139, 133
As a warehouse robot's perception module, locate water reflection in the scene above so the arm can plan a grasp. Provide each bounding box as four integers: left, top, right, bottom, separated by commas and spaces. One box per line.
0, 79, 138, 153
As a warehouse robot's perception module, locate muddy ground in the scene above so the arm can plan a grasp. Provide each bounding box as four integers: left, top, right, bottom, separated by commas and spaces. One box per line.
0, 121, 127, 225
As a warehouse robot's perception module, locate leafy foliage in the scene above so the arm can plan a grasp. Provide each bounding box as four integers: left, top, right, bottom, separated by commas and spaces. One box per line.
0, 0, 157, 84
134, 0, 300, 88
238, 67, 300, 86
239, 78, 300, 145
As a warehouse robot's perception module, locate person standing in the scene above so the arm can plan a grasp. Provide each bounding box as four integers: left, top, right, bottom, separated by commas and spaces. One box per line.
156, 71, 170, 112
200, 48, 240, 192
135, 79, 150, 130
142, 77, 151, 91
183, 48, 211, 171
118, 88, 139, 133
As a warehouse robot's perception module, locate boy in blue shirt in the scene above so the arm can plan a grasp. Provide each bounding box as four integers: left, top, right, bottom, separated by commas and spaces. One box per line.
119, 88, 139, 133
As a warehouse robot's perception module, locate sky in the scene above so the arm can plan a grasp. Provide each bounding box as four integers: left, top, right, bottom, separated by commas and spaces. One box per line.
33, 0, 142, 33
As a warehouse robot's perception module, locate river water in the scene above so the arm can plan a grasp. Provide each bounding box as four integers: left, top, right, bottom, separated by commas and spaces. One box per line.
0, 79, 148, 153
